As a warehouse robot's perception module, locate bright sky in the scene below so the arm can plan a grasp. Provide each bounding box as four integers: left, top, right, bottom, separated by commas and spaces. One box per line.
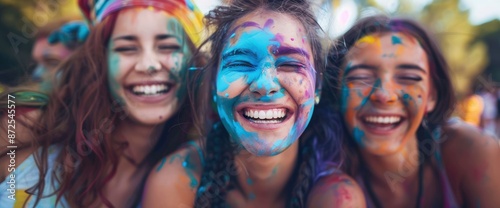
461, 0, 500, 25
192, 0, 221, 14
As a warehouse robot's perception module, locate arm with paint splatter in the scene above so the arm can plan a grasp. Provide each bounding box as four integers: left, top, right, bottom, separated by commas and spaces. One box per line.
307, 173, 366, 208
442, 122, 500, 207
142, 145, 203, 208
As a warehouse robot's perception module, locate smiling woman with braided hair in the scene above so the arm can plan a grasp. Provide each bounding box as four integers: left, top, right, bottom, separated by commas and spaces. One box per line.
143, 0, 365, 207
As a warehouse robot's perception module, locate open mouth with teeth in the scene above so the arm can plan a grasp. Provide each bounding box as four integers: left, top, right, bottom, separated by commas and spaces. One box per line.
241, 108, 289, 124
127, 83, 173, 96
361, 115, 405, 131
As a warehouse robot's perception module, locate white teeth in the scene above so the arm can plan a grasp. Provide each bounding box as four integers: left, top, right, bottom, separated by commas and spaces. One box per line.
132, 84, 169, 95
364, 116, 401, 124
244, 108, 286, 120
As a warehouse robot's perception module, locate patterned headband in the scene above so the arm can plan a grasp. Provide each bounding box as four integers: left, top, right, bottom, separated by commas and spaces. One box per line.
78, 0, 204, 46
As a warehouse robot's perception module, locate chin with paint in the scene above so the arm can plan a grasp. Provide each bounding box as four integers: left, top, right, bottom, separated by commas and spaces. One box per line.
327, 15, 500, 207
0, 0, 205, 207
143, 1, 365, 208
215, 14, 316, 157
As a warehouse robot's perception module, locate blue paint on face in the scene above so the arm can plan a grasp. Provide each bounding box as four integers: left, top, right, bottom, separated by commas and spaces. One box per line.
355, 78, 381, 110
215, 19, 316, 156
246, 178, 254, 185
107, 42, 124, 104
392, 35, 403, 45
353, 127, 366, 147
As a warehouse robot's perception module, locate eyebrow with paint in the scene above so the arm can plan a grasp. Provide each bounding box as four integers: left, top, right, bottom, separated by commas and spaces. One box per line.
222, 48, 258, 60
273, 46, 310, 59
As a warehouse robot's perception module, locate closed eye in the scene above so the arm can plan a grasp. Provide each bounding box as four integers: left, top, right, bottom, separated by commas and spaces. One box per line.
114, 47, 137, 53
222, 61, 255, 71
277, 63, 306, 72
158, 45, 181, 51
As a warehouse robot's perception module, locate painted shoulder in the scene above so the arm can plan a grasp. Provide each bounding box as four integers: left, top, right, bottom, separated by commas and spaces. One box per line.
142, 142, 204, 207
307, 172, 366, 208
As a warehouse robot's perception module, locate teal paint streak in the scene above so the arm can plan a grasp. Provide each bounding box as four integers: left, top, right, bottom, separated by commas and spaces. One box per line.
355, 78, 381, 110
246, 178, 254, 185
107, 42, 124, 104
353, 127, 365, 147
391, 35, 403, 45
156, 157, 167, 172
182, 154, 199, 189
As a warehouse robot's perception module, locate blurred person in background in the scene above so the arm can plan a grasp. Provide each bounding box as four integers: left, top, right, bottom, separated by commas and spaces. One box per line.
456, 87, 484, 127
479, 85, 498, 137
0, 18, 88, 154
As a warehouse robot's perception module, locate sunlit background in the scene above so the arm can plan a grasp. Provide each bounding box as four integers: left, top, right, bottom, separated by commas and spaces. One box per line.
1, 0, 499, 97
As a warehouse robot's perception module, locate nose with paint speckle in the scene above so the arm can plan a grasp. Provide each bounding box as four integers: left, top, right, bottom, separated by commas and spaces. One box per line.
369, 80, 398, 105
249, 66, 280, 97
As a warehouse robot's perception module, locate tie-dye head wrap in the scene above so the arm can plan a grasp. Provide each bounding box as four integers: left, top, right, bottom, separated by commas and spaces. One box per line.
78, 0, 204, 46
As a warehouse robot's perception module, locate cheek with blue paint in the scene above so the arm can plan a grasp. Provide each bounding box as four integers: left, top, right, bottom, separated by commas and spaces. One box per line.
214, 18, 316, 156
165, 18, 192, 101
107, 42, 124, 104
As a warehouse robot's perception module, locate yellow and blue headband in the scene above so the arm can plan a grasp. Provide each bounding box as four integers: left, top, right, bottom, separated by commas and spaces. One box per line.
78, 0, 204, 46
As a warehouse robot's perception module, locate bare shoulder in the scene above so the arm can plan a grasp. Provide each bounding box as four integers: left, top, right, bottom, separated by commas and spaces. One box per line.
142, 141, 204, 208
441, 120, 500, 165
307, 171, 366, 208
440, 119, 500, 206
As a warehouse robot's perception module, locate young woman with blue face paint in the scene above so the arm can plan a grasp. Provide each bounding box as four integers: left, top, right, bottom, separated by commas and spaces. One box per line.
0, 0, 205, 207
144, 0, 365, 207
326, 15, 500, 207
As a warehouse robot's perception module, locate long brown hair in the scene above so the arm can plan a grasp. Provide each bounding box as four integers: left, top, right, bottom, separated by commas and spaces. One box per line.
192, 0, 345, 207
30, 10, 204, 207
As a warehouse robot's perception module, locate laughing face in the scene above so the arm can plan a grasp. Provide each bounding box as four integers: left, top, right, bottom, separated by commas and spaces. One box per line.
107, 8, 191, 125
341, 32, 436, 155
216, 10, 317, 156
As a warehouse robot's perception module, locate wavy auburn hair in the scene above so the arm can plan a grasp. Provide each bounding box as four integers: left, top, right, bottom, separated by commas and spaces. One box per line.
30, 9, 203, 207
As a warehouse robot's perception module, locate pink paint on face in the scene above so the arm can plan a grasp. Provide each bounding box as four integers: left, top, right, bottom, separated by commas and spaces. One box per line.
341, 32, 437, 155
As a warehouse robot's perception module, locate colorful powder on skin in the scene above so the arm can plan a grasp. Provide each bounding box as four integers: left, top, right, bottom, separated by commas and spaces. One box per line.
216, 19, 315, 156
107, 42, 124, 104
353, 127, 365, 147
391, 35, 403, 45
182, 154, 199, 189
248, 192, 256, 200
246, 178, 254, 185
156, 157, 167, 172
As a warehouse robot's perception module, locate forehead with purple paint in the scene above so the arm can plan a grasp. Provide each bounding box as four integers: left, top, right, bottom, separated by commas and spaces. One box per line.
214, 10, 317, 156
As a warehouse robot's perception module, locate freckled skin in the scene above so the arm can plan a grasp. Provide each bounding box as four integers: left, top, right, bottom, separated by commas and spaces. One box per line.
341, 32, 436, 155
215, 13, 317, 156
107, 8, 191, 126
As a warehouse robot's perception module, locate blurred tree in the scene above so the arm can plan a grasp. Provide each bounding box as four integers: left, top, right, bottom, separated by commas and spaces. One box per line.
420, 0, 487, 97
475, 19, 500, 85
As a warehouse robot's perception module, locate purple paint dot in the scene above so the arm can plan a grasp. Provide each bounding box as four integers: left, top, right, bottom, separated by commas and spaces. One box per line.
291, 38, 295, 41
